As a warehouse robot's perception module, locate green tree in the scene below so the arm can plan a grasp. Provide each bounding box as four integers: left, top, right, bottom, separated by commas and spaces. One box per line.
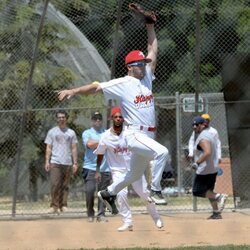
0, 0, 78, 200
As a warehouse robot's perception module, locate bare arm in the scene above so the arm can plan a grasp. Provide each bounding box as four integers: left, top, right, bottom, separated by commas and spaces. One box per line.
95, 154, 104, 182
196, 139, 211, 165
96, 154, 104, 173
71, 143, 78, 174
58, 82, 103, 101
146, 24, 157, 74
86, 139, 99, 149
44, 144, 52, 172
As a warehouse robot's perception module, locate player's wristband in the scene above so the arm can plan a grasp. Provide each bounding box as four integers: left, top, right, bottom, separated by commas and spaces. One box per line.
92, 81, 99, 85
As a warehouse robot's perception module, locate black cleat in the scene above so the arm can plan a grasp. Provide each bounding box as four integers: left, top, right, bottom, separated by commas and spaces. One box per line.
111, 202, 119, 215
97, 190, 117, 214
207, 212, 222, 220
150, 190, 167, 205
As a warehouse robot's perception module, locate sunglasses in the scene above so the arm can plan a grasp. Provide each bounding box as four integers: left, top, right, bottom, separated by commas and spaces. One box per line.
192, 123, 202, 126
128, 62, 146, 67
113, 115, 123, 118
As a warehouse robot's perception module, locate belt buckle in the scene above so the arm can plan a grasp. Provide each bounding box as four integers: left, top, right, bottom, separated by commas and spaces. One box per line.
148, 127, 156, 132
139, 125, 156, 132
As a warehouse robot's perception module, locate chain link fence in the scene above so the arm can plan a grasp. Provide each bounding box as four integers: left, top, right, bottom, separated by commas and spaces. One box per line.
0, 0, 249, 218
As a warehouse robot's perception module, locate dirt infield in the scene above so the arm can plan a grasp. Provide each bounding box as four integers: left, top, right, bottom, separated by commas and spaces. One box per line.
0, 211, 250, 250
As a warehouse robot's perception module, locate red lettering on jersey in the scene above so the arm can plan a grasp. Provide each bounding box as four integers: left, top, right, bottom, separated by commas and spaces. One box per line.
134, 94, 153, 105
114, 147, 128, 154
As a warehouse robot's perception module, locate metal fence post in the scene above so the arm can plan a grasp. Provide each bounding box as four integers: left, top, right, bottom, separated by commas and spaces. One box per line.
192, 0, 201, 212
176, 92, 182, 195
12, 0, 50, 217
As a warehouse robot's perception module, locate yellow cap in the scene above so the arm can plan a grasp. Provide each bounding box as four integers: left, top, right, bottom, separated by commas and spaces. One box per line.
201, 113, 211, 121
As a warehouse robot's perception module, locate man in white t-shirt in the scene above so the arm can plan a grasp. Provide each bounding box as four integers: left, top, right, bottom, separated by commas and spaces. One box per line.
58, 22, 169, 210
191, 116, 227, 219
188, 113, 222, 164
44, 110, 78, 214
95, 107, 163, 231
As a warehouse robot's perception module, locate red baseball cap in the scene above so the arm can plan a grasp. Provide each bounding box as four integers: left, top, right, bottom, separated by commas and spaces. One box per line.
111, 106, 122, 117
125, 50, 152, 65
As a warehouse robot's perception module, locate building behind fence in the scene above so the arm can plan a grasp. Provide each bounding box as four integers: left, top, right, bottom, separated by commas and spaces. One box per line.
0, 0, 249, 218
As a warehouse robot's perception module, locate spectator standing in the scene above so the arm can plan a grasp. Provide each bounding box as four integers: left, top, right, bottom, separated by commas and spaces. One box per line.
82, 112, 114, 222
44, 110, 78, 214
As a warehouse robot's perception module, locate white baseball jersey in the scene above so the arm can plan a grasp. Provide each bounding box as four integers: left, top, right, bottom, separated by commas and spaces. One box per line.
100, 65, 156, 127
94, 128, 131, 172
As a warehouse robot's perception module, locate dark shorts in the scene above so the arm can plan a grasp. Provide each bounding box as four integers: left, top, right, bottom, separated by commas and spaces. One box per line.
192, 173, 217, 197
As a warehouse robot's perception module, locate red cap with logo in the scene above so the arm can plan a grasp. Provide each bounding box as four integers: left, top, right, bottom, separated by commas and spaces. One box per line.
111, 106, 122, 117
125, 50, 152, 65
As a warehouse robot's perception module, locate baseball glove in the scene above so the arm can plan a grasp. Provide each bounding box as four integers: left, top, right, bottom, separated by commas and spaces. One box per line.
128, 3, 156, 24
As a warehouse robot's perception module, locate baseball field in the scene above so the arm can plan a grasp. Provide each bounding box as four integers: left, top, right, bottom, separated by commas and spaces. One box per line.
0, 211, 250, 250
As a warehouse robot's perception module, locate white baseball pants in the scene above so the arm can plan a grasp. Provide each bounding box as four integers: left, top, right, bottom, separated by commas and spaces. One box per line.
111, 170, 161, 225
108, 128, 169, 194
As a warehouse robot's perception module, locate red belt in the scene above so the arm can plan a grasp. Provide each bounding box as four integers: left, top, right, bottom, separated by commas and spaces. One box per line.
139, 125, 156, 132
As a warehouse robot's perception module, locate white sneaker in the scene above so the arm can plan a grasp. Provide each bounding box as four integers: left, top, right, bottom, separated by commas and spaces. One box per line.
147, 196, 154, 203
117, 223, 133, 232
48, 207, 59, 215
60, 206, 68, 212
218, 194, 228, 212
87, 217, 94, 223
155, 219, 164, 229
96, 216, 109, 223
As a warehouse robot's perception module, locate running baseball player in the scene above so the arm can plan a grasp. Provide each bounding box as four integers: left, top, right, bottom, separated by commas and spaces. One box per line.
94, 106, 163, 231
188, 113, 222, 164
191, 116, 228, 219
58, 22, 169, 209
